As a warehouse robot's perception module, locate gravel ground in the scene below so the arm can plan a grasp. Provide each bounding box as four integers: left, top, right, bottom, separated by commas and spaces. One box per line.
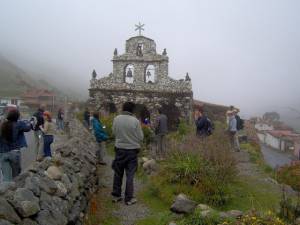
97, 153, 150, 225
21, 131, 67, 171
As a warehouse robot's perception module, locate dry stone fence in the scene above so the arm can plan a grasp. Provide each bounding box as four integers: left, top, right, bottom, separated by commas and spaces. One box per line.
0, 119, 99, 225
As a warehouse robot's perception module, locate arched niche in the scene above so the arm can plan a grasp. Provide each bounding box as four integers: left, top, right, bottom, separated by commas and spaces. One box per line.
134, 104, 151, 124
124, 64, 134, 84
160, 104, 181, 131
145, 64, 155, 83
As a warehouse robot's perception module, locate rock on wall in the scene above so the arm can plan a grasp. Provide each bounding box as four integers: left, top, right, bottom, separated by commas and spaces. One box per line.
0, 119, 99, 225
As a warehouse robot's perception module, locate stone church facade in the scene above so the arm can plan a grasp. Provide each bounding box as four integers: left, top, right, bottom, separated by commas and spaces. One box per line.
89, 34, 193, 129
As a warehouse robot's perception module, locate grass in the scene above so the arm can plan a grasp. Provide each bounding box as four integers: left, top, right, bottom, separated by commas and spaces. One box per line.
277, 163, 300, 192
220, 176, 281, 212
135, 177, 178, 225
84, 186, 120, 225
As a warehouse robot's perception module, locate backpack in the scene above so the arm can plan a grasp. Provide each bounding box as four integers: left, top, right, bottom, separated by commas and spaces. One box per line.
236, 115, 244, 130
30, 116, 38, 130
206, 118, 214, 136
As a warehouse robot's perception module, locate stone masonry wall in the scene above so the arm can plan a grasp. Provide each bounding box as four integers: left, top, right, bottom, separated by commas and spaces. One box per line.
0, 119, 99, 225
89, 34, 193, 126
90, 89, 193, 128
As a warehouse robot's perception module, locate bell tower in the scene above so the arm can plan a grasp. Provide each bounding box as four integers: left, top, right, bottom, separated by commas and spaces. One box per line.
89, 24, 193, 128
112, 25, 169, 84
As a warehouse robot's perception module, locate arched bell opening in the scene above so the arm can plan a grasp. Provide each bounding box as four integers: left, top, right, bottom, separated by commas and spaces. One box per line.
124, 64, 134, 84
145, 64, 155, 83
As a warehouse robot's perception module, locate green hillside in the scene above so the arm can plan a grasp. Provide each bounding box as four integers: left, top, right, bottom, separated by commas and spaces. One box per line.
0, 56, 58, 97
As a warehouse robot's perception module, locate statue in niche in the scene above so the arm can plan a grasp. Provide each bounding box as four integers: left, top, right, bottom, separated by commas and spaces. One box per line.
92, 69, 97, 79
136, 44, 143, 56
162, 48, 167, 56
185, 72, 191, 81
114, 48, 118, 56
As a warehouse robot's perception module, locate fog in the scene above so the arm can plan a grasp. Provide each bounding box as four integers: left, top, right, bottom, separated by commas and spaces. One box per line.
0, 0, 300, 122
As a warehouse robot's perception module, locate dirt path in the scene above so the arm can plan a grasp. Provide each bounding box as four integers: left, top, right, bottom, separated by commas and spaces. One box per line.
234, 148, 297, 197
86, 152, 150, 225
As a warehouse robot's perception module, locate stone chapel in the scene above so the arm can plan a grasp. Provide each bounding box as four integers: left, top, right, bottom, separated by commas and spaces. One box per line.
89, 28, 193, 129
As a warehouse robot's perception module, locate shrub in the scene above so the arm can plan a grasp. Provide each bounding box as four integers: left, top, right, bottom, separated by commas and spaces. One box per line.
220, 210, 286, 225
101, 114, 115, 140
178, 209, 222, 225
177, 119, 190, 136
158, 123, 237, 206
277, 163, 300, 192
75, 111, 84, 122
141, 124, 154, 146
168, 119, 194, 142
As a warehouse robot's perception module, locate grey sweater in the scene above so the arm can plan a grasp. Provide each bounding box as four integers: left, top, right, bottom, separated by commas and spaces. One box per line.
112, 112, 144, 149
228, 116, 237, 132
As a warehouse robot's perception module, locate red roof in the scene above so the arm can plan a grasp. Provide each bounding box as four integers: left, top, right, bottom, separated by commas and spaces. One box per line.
22, 89, 55, 98
267, 130, 300, 140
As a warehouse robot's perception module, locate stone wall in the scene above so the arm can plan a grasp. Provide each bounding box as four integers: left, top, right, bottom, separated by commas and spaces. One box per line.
90, 89, 193, 130
0, 119, 99, 225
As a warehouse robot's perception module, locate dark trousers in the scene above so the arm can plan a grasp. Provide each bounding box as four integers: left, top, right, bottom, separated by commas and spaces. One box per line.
111, 148, 138, 202
43, 135, 54, 157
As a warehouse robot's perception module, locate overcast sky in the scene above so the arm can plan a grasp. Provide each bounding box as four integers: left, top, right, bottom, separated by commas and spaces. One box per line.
0, 0, 299, 118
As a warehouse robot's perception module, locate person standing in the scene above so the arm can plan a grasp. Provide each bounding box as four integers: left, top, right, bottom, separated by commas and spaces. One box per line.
195, 109, 209, 137
32, 105, 45, 160
226, 105, 235, 125
40, 111, 55, 158
0, 109, 31, 182
155, 109, 168, 157
234, 109, 243, 150
228, 111, 240, 152
57, 108, 64, 131
91, 112, 108, 165
111, 102, 144, 205
83, 108, 91, 129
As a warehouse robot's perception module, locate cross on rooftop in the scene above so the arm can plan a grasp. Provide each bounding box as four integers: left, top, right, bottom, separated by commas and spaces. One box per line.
135, 22, 145, 36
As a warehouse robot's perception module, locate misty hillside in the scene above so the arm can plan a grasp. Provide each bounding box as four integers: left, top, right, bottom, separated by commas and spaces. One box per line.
0, 55, 63, 97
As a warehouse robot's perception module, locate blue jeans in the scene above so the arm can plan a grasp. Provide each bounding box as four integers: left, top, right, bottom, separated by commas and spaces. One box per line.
57, 119, 64, 130
43, 135, 54, 157
0, 150, 21, 182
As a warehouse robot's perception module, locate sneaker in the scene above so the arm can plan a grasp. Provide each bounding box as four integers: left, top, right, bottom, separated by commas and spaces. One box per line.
125, 198, 137, 206
112, 196, 123, 203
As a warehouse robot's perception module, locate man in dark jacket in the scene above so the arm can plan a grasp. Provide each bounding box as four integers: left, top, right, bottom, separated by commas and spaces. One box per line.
0, 109, 31, 182
32, 105, 45, 160
155, 109, 168, 157
195, 109, 208, 137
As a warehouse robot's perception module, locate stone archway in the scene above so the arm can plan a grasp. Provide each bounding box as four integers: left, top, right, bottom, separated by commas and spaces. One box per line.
160, 103, 181, 131
107, 102, 117, 114
134, 104, 151, 123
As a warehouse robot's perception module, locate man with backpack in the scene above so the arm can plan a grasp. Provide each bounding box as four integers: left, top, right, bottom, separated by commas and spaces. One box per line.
234, 109, 244, 130
195, 108, 213, 137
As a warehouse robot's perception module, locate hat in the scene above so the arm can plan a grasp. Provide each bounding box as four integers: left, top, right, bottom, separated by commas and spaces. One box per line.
233, 108, 240, 113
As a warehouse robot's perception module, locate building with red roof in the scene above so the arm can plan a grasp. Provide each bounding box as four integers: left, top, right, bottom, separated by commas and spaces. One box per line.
21, 89, 56, 111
